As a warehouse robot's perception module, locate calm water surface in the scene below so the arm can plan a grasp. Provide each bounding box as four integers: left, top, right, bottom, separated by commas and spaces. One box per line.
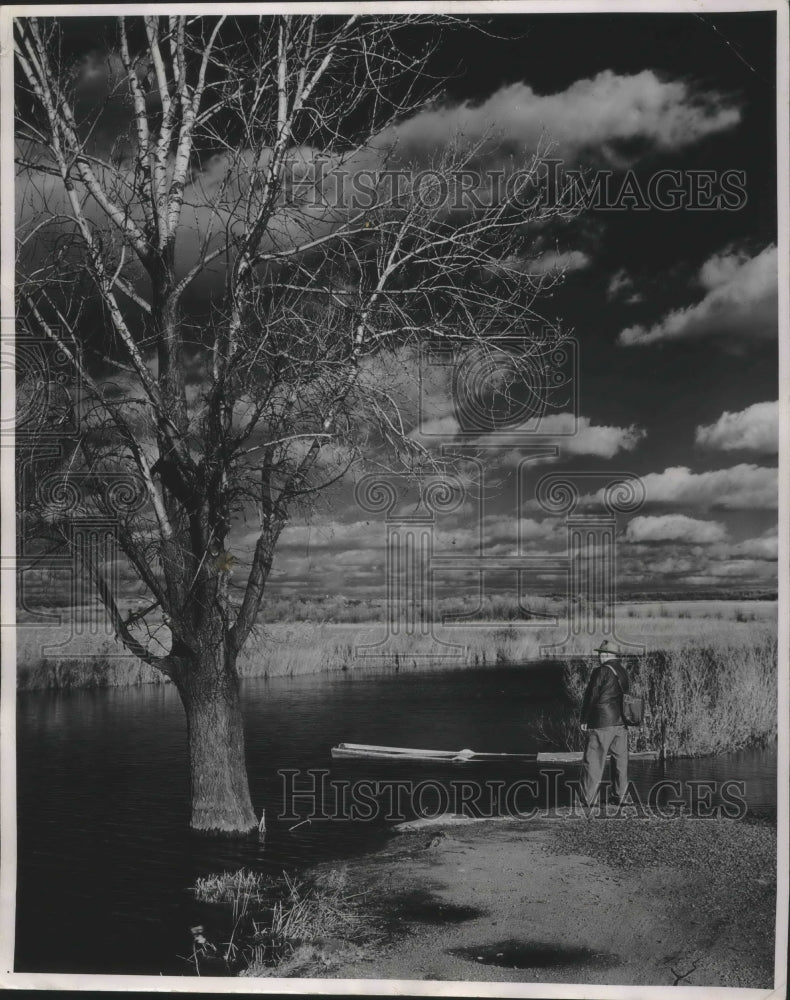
15, 664, 777, 975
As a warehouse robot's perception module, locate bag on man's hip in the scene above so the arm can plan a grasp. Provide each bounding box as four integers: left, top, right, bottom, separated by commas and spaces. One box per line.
606, 662, 646, 726
621, 692, 645, 726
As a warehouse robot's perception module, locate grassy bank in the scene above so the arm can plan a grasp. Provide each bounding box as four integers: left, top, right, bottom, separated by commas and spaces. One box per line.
16, 600, 777, 691
17, 627, 777, 761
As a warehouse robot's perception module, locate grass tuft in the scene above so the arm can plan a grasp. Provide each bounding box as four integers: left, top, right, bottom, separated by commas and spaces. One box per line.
186, 867, 365, 976
193, 869, 273, 905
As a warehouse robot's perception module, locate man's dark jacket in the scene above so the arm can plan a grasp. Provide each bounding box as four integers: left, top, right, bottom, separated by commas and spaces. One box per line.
581, 658, 630, 728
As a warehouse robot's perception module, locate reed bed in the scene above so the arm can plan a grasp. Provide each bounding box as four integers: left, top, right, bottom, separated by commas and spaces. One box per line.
16, 602, 777, 691
18, 655, 168, 690
550, 630, 778, 758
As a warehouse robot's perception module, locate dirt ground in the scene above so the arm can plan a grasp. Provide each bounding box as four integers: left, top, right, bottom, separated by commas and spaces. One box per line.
283, 813, 777, 989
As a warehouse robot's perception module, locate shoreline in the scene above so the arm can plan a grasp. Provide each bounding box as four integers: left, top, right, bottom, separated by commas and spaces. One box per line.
246, 811, 777, 987
16, 606, 778, 691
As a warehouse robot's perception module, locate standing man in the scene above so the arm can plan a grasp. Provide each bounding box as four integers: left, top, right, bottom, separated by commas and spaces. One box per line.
580, 640, 630, 806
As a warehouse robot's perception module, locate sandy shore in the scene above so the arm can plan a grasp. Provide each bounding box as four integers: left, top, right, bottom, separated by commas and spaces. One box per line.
261, 812, 777, 988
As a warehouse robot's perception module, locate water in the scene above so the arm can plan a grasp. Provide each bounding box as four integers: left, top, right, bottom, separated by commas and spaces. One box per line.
15, 664, 777, 975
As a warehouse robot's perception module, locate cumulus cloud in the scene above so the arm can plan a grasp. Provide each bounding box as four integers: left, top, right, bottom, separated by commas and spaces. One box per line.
415, 415, 461, 438
176, 71, 741, 289
492, 414, 645, 460
261, 507, 778, 599
274, 520, 381, 551
606, 268, 642, 304
487, 249, 591, 278
23, 61, 743, 310
482, 515, 563, 549
554, 415, 645, 458
640, 555, 697, 575
607, 269, 632, 299
727, 532, 778, 561
412, 413, 647, 466
382, 71, 740, 167
708, 531, 778, 562
530, 250, 591, 274
701, 559, 777, 580
625, 514, 727, 544
632, 463, 776, 510
411, 400, 645, 461
695, 400, 778, 453
484, 413, 645, 459
618, 534, 778, 587
618, 244, 777, 346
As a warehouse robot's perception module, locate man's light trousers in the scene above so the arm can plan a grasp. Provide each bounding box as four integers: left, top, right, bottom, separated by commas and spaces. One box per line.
581, 725, 629, 804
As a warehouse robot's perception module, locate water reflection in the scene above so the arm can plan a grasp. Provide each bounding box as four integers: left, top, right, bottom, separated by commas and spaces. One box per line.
15, 665, 776, 975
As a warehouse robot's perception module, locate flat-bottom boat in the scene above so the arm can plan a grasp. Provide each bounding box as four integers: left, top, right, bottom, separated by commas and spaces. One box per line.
330, 742, 659, 763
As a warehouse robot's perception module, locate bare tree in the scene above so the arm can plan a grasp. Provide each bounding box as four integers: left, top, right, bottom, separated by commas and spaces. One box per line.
15, 14, 578, 834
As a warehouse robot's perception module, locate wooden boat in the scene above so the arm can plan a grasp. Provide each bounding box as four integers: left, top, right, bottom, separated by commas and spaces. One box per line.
331, 742, 659, 763
536, 750, 659, 762
331, 742, 534, 763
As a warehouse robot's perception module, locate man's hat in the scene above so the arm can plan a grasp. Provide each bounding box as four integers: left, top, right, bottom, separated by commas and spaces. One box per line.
593, 639, 620, 655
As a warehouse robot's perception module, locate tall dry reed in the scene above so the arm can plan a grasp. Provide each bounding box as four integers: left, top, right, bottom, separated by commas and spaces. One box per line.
557, 632, 777, 758
188, 867, 360, 976
17, 607, 777, 695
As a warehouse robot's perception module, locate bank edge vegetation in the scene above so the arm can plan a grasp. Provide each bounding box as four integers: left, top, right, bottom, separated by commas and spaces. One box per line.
17, 601, 778, 761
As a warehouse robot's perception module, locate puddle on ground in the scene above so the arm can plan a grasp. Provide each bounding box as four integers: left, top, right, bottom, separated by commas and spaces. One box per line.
449, 940, 619, 969
388, 889, 485, 925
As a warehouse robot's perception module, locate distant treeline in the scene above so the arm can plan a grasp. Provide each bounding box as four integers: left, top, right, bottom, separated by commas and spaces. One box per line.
251, 590, 777, 623
611, 589, 777, 603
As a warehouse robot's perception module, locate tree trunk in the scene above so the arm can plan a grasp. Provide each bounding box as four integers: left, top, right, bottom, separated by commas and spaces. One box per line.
174, 645, 258, 836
